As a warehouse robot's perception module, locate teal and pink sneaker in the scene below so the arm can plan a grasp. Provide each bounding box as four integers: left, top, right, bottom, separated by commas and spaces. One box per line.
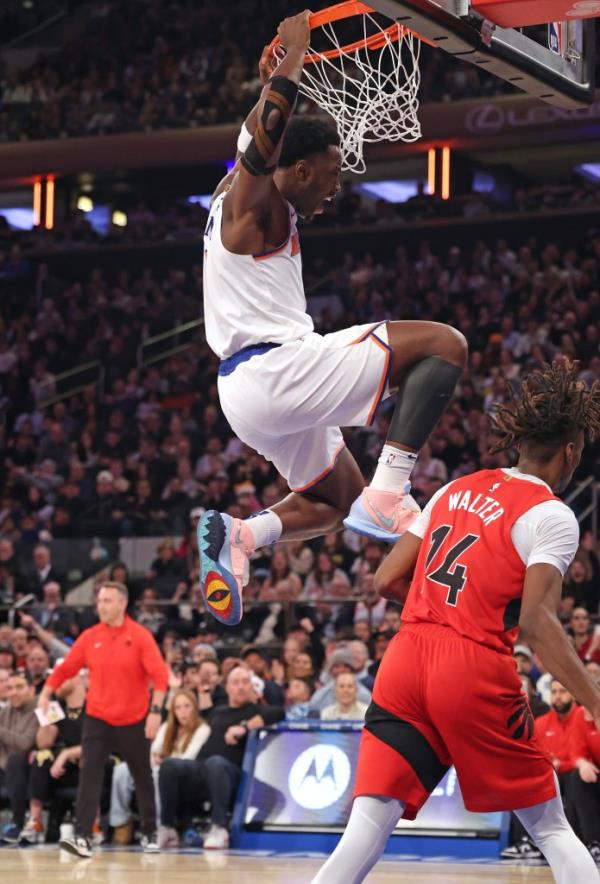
197, 511, 254, 626
343, 487, 421, 543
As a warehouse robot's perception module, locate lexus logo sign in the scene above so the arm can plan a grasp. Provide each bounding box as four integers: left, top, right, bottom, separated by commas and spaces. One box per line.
288, 745, 352, 810
465, 100, 600, 135
465, 104, 505, 134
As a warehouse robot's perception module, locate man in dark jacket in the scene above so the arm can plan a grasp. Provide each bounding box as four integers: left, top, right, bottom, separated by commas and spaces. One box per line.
158, 665, 284, 850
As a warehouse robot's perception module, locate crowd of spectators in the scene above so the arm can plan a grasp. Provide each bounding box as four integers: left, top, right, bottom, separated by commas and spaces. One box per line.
0, 589, 599, 848
0, 165, 598, 848
1, 181, 599, 263
0, 0, 515, 144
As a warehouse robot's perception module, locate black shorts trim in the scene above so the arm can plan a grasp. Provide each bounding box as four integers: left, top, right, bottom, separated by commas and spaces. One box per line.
364, 700, 449, 792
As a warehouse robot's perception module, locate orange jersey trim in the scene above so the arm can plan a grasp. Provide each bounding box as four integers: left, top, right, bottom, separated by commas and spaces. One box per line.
349, 320, 387, 346
290, 440, 346, 494
366, 333, 392, 426
253, 235, 290, 261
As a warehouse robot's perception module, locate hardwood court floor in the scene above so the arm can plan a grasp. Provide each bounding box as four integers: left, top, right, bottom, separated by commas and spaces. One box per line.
5, 846, 556, 883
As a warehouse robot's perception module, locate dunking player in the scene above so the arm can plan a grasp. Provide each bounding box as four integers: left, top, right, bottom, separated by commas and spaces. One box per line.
199, 10, 467, 625
313, 362, 600, 884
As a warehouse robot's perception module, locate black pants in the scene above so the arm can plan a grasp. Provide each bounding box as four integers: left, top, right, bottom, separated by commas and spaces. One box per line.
28, 752, 80, 803
570, 774, 600, 844
0, 752, 29, 828
158, 755, 240, 829
75, 715, 155, 838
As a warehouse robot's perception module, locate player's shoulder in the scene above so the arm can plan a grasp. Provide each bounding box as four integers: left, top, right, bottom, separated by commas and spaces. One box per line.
520, 497, 578, 532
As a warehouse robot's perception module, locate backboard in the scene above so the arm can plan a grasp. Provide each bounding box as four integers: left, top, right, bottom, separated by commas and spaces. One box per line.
367, 0, 596, 106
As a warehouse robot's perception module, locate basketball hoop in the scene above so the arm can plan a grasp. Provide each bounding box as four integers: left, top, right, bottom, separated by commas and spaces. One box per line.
270, 2, 425, 174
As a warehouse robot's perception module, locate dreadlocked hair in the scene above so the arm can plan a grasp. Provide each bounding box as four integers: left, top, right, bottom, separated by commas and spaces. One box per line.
489, 361, 600, 459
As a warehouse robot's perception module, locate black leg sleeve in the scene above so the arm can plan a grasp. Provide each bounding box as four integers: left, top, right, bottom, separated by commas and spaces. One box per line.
388, 357, 462, 451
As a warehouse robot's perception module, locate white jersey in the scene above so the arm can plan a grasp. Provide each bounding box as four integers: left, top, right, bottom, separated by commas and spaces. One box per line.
409, 467, 579, 577
202, 191, 314, 359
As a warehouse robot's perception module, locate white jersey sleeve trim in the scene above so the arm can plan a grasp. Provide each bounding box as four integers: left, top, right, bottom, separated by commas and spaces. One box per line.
510, 500, 579, 576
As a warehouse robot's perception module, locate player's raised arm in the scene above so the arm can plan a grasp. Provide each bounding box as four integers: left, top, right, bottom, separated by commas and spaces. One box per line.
226, 11, 310, 217
519, 563, 600, 730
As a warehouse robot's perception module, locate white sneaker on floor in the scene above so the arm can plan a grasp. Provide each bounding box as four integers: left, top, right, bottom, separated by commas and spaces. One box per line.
18, 818, 44, 844
59, 835, 92, 858
202, 825, 229, 850
500, 836, 543, 860
140, 831, 160, 853
157, 826, 179, 849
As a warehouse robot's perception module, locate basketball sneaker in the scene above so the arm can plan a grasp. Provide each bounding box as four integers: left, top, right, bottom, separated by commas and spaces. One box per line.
500, 836, 543, 860
59, 834, 92, 858
343, 486, 421, 542
197, 511, 254, 626
18, 818, 44, 845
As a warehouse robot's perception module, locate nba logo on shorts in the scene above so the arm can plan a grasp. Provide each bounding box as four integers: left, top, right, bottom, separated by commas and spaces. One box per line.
288, 745, 351, 810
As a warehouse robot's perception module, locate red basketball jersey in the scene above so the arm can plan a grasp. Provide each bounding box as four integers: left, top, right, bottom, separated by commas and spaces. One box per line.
402, 469, 558, 655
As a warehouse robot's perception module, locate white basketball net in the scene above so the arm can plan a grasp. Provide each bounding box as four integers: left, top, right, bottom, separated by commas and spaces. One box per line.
298, 12, 422, 173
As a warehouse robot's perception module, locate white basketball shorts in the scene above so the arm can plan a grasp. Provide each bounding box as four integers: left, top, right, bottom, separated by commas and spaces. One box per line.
217, 321, 392, 493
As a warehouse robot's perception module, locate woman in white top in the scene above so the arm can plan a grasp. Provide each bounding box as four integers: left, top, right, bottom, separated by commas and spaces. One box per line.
321, 673, 369, 722
110, 689, 210, 839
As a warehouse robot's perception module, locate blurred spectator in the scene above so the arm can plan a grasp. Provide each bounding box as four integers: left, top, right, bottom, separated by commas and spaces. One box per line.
565, 560, 598, 614
285, 677, 315, 721
0, 667, 10, 708
570, 608, 600, 664
569, 705, 600, 859
135, 587, 166, 637
147, 539, 187, 599
241, 647, 284, 705
308, 649, 371, 714
0, 538, 25, 605
31, 581, 75, 637
26, 545, 63, 601
157, 665, 284, 850
19, 671, 87, 844
25, 645, 50, 694
110, 688, 209, 845
11, 628, 29, 668
0, 670, 38, 842
321, 672, 369, 721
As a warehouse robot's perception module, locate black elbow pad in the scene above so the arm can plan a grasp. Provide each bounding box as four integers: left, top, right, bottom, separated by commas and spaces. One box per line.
241, 75, 299, 176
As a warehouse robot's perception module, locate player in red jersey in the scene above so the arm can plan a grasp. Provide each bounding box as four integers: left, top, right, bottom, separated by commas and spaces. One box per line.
313, 362, 600, 884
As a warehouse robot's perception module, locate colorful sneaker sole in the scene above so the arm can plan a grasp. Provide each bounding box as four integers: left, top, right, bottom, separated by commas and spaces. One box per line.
197, 511, 243, 626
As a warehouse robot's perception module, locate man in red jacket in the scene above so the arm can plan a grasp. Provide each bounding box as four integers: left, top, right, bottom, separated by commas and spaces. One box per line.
535, 681, 578, 775
570, 704, 600, 861
38, 580, 168, 857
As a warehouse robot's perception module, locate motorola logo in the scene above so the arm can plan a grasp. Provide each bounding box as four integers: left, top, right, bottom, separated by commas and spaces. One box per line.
288, 745, 352, 810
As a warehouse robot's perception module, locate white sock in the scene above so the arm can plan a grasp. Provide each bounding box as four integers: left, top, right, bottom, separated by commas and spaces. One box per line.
370, 445, 417, 493
311, 795, 404, 884
244, 509, 282, 548
515, 774, 599, 884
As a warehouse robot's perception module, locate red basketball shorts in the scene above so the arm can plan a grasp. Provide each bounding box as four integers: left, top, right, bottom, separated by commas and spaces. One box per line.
354, 622, 556, 819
